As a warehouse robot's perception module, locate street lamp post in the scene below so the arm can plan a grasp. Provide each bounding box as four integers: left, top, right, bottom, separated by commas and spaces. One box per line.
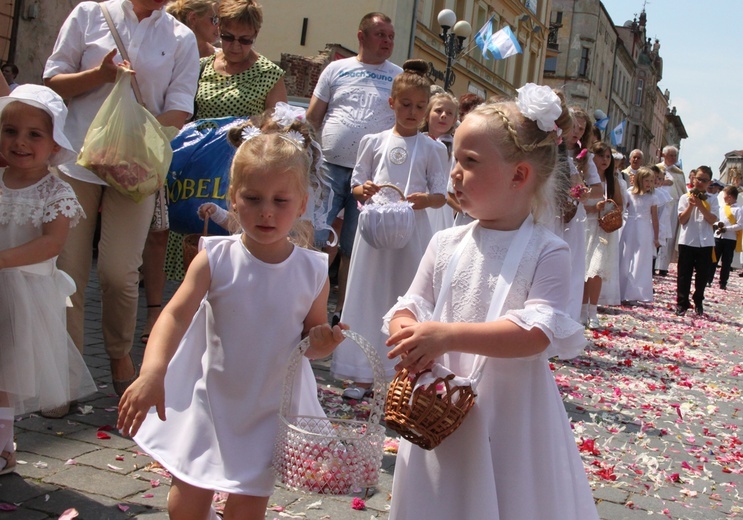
437, 9, 472, 92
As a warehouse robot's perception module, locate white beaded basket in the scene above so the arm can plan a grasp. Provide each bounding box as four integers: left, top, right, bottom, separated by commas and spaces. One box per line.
273, 330, 386, 495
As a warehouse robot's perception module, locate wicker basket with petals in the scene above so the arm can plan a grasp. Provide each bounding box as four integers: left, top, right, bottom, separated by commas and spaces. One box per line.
385, 366, 477, 450
598, 199, 622, 233
273, 330, 386, 495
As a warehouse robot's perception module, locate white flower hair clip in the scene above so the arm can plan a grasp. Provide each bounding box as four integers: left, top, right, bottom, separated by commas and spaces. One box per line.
281, 130, 306, 149
273, 102, 306, 127
241, 125, 262, 142
516, 83, 563, 136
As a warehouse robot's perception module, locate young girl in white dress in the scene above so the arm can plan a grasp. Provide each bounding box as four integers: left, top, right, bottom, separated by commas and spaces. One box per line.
581, 141, 623, 328
557, 107, 600, 322
619, 167, 659, 303
384, 85, 597, 520
421, 91, 458, 233
117, 121, 347, 520
331, 60, 448, 398
0, 85, 97, 474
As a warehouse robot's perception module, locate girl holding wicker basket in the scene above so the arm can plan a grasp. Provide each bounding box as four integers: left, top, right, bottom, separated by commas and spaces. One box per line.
384, 85, 599, 520
330, 59, 449, 399
117, 118, 346, 520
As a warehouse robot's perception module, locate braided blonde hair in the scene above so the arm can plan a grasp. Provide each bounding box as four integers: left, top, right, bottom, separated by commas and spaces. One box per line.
467, 92, 572, 222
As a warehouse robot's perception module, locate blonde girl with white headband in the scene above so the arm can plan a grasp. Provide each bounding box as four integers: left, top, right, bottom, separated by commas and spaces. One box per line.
118, 119, 346, 520
0, 85, 97, 474
384, 84, 599, 520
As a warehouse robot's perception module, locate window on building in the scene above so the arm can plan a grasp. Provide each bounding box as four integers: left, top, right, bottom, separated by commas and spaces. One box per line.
431, 0, 445, 30
455, 0, 467, 23
634, 78, 644, 106
578, 47, 590, 77
544, 56, 557, 74
473, 4, 487, 63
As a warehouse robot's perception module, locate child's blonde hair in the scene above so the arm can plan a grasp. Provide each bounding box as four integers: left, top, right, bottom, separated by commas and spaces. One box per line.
467, 91, 572, 222
420, 92, 459, 136
632, 166, 655, 194
227, 120, 314, 246
390, 59, 432, 99
166, 0, 218, 25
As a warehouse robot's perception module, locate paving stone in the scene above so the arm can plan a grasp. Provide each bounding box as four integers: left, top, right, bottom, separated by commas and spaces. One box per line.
596, 499, 651, 519
65, 428, 137, 451
13, 451, 69, 480
24, 487, 149, 519
73, 448, 150, 476
13, 414, 88, 436
43, 465, 150, 500
0, 473, 58, 503
16, 431, 99, 461
592, 484, 630, 504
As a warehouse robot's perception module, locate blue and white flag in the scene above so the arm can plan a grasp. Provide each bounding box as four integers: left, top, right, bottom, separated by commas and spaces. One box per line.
595, 116, 610, 132
610, 120, 626, 147
486, 26, 522, 60
474, 15, 495, 57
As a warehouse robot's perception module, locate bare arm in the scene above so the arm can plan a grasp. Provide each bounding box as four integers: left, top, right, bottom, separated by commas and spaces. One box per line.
302, 278, 346, 359
651, 205, 659, 247
306, 96, 328, 134
386, 317, 549, 374
156, 110, 190, 130
264, 77, 288, 111
45, 49, 121, 100
407, 192, 446, 210
0, 216, 70, 269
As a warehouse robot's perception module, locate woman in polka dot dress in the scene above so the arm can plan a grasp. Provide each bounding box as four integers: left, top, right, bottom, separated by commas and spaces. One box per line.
155, 0, 288, 332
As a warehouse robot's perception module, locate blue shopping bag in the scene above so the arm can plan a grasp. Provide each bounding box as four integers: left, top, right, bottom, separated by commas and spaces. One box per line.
166, 117, 247, 235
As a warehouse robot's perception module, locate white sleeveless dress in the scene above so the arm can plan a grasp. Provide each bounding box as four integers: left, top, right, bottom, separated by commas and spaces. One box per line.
134, 235, 327, 495
0, 171, 96, 414
383, 222, 597, 520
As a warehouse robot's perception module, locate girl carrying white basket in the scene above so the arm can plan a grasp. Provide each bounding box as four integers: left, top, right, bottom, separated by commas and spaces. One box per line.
384, 85, 598, 520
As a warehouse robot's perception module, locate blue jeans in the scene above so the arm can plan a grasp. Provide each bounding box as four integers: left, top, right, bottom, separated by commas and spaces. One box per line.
314, 162, 360, 255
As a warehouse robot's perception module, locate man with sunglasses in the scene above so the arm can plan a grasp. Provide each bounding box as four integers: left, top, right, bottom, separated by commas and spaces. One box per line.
307, 12, 402, 330
675, 166, 719, 316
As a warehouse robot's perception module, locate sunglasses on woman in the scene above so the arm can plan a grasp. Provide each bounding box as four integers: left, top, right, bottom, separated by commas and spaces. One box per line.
220, 32, 255, 46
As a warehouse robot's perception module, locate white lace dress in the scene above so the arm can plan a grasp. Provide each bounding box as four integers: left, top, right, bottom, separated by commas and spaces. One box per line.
584, 182, 619, 282
0, 170, 97, 414
383, 222, 597, 520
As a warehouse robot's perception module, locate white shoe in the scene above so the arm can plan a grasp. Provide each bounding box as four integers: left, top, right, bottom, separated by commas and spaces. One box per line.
342, 386, 371, 400
587, 318, 600, 329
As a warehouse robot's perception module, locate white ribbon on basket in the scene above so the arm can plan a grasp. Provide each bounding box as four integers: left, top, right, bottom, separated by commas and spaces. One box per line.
411, 215, 535, 399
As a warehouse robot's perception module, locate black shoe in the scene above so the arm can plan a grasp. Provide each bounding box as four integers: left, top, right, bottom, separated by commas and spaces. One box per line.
739, 271, 743, 277
331, 313, 341, 327
694, 302, 704, 316
720, 284, 727, 290
658, 270, 668, 277
674, 305, 688, 316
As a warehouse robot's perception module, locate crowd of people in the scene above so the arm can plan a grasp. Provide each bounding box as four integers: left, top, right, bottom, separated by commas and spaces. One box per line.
2, 2, 741, 519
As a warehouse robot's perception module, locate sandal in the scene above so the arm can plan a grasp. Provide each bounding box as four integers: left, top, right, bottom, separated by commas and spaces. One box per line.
0, 450, 16, 476
141, 304, 162, 344
112, 355, 138, 397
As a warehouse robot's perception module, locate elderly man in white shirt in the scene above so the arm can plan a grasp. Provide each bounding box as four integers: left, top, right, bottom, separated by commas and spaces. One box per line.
43, 0, 199, 401
675, 166, 719, 316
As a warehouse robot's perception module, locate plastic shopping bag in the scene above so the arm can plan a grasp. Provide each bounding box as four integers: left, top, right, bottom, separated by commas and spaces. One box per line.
166, 117, 246, 235
77, 68, 178, 203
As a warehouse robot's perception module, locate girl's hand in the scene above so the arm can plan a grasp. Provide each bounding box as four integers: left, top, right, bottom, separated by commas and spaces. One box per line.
197, 203, 218, 220
306, 322, 348, 359
596, 200, 606, 212
386, 321, 451, 374
117, 373, 166, 438
361, 181, 381, 200
654, 239, 660, 249
406, 192, 429, 210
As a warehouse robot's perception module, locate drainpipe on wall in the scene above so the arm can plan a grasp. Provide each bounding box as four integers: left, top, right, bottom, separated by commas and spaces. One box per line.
8, 0, 23, 63
408, 0, 419, 59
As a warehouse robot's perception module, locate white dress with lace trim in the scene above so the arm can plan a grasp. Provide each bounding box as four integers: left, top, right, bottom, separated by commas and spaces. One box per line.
0, 170, 95, 414
384, 222, 597, 520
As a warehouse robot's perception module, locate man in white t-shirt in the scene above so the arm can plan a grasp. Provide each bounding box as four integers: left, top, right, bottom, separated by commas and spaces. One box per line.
307, 12, 402, 322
